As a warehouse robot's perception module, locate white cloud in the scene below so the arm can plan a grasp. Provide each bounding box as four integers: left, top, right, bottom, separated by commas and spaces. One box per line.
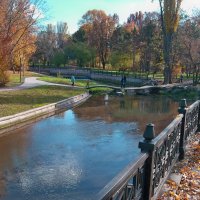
108, 0, 159, 24
181, 0, 200, 15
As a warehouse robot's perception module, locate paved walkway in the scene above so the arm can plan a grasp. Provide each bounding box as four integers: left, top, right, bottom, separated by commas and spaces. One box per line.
0, 77, 81, 91
0, 77, 193, 92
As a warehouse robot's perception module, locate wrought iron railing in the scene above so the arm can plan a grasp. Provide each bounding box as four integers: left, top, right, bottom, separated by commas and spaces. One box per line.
185, 100, 199, 139
96, 153, 148, 200
97, 99, 200, 200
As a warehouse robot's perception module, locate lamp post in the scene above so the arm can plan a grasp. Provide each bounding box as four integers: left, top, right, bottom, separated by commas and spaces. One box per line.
20, 57, 22, 83
23, 59, 25, 77
39, 60, 41, 74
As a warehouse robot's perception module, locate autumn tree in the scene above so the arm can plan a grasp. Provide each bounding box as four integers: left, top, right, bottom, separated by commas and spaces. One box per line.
140, 12, 163, 76
79, 10, 118, 69
158, 0, 182, 83
126, 11, 143, 71
33, 21, 70, 66
178, 12, 200, 84
0, 0, 44, 86
34, 24, 57, 66
56, 22, 69, 50
110, 26, 133, 70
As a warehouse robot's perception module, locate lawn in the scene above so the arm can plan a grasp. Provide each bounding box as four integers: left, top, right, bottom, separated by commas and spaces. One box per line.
6, 70, 42, 87
0, 85, 85, 117
38, 75, 101, 87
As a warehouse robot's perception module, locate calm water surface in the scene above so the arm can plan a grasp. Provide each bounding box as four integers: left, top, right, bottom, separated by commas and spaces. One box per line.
0, 95, 179, 200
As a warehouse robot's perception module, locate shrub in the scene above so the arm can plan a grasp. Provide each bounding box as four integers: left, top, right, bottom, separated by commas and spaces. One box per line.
0, 70, 9, 86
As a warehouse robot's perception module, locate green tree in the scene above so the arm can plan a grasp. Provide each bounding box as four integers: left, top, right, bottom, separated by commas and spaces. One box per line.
72, 28, 86, 43
51, 50, 65, 67
64, 42, 96, 67
110, 51, 132, 70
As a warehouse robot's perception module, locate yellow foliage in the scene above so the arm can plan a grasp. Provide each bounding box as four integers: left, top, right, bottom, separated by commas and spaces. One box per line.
163, 0, 182, 33
0, 0, 37, 84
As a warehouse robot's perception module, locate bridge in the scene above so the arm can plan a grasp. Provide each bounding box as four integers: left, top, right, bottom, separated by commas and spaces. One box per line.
87, 85, 121, 90
87, 81, 193, 95
96, 99, 199, 200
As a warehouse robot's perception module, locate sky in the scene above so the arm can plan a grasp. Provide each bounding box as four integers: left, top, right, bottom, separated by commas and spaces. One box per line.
44, 0, 200, 34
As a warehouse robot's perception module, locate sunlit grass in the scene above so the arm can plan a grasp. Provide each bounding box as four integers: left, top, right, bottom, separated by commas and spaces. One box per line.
89, 87, 113, 95
0, 85, 85, 117
6, 71, 41, 87
38, 75, 100, 87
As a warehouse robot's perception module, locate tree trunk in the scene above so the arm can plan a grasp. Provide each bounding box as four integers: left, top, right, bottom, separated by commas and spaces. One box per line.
102, 60, 106, 70
132, 48, 136, 71
163, 33, 173, 84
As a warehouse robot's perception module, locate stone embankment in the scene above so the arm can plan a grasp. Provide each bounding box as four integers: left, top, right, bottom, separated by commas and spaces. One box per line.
0, 92, 90, 136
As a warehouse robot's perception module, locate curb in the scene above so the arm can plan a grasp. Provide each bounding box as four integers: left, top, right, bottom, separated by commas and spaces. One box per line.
0, 92, 91, 136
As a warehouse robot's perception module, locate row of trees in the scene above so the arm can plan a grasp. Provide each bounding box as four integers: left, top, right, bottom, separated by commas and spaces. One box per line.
0, 0, 44, 86
33, 2, 200, 84
0, 0, 199, 85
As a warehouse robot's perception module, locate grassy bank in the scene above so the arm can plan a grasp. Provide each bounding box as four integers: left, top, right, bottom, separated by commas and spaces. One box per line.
0, 85, 85, 118
160, 86, 199, 102
89, 87, 113, 95
38, 76, 100, 87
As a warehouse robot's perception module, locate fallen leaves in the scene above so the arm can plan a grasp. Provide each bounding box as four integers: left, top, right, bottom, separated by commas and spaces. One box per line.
158, 132, 200, 200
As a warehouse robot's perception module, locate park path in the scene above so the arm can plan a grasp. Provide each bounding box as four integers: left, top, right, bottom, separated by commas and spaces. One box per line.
0, 77, 81, 92
0, 77, 193, 92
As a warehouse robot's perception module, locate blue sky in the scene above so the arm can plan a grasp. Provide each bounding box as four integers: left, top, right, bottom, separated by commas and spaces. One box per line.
45, 0, 199, 34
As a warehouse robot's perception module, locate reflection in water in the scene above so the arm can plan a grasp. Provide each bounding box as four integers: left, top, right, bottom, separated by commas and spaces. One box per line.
75, 95, 179, 134
0, 95, 179, 200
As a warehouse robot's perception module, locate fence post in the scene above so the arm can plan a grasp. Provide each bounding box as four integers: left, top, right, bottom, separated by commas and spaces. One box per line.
178, 99, 187, 160
138, 123, 156, 199
197, 100, 200, 131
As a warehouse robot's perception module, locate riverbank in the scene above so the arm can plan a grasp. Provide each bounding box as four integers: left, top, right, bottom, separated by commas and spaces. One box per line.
0, 92, 90, 136
0, 85, 85, 117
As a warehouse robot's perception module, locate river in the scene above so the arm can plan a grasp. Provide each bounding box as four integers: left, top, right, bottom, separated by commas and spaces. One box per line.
0, 95, 179, 200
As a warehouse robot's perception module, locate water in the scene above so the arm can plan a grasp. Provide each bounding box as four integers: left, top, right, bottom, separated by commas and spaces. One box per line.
0, 95, 179, 200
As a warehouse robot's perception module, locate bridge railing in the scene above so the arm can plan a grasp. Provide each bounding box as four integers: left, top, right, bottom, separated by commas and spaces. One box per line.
97, 99, 200, 200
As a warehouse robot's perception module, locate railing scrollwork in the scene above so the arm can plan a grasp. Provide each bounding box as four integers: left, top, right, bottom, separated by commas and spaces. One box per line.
97, 99, 200, 200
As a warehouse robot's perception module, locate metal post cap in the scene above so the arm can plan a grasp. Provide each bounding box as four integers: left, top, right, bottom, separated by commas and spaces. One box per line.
143, 123, 155, 141
179, 99, 187, 108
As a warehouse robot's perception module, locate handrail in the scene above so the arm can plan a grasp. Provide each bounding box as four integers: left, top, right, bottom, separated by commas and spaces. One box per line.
96, 153, 148, 200
153, 114, 183, 148
96, 99, 200, 200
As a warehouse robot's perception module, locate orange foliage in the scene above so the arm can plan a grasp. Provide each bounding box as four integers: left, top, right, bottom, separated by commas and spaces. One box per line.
0, 0, 39, 85
80, 9, 118, 69
172, 64, 182, 77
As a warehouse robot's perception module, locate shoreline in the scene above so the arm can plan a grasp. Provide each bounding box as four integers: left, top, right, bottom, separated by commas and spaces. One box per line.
0, 92, 91, 136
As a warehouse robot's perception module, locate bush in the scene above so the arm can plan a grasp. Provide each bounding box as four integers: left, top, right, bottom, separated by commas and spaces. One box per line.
0, 70, 9, 86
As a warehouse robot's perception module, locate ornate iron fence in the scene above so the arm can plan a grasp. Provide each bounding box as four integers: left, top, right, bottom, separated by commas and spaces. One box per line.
97, 99, 200, 200
96, 153, 148, 200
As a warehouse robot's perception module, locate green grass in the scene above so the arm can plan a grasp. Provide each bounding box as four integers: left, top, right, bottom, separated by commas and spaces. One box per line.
0, 85, 85, 117
6, 71, 42, 87
88, 87, 113, 95
38, 76, 101, 87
